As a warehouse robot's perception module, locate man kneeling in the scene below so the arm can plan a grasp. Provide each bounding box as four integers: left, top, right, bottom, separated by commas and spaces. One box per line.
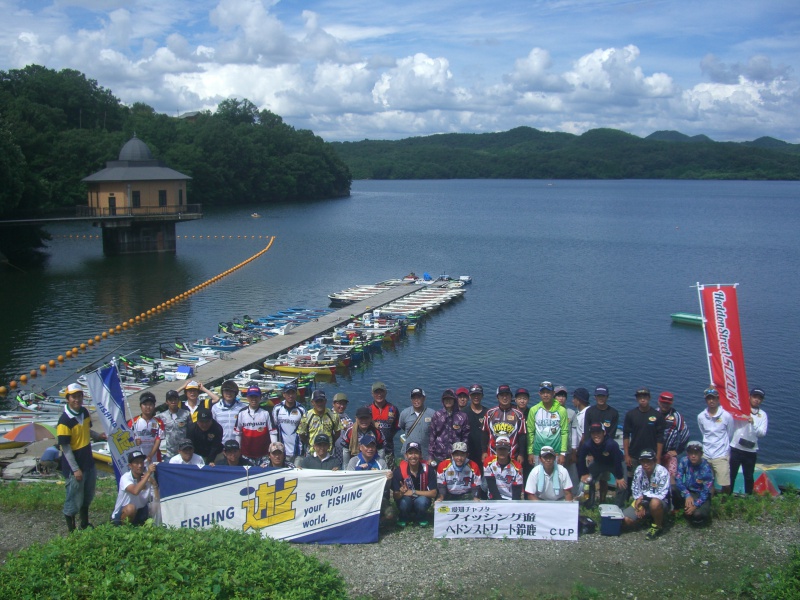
675, 441, 713, 526
111, 451, 157, 525
623, 449, 670, 540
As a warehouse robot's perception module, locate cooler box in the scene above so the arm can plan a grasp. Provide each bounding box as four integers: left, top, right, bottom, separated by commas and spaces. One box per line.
598, 504, 624, 536
175, 365, 194, 380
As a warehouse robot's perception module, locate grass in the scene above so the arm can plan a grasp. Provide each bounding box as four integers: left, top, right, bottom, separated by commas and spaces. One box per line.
0, 476, 117, 513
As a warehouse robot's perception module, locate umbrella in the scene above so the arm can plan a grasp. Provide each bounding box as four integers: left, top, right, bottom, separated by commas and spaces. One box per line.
2, 422, 58, 443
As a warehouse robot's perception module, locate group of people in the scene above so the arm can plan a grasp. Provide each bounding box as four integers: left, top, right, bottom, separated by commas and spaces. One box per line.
55, 377, 768, 538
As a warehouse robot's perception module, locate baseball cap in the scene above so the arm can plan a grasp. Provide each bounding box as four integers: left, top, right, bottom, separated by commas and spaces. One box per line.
554, 385, 568, 396
469, 384, 484, 394
539, 381, 554, 392
406, 441, 422, 453
197, 408, 212, 421
128, 450, 146, 463
573, 388, 590, 403
333, 392, 349, 403
185, 380, 200, 390
269, 442, 285, 453
588, 422, 605, 434
223, 439, 240, 451
658, 392, 674, 404
495, 435, 511, 448
704, 387, 719, 397
441, 388, 457, 400
179, 439, 194, 450
246, 385, 262, 397
314, 433, 331, 446
451, 441, 468, 453
139, 392, 156, 405
65, 383, 84, 396
360, 433, 377, 446
456, 387, 469, 396
540, 445, 556, 457
686, 440, 704, 452
496, 384, 512, 396
371, 381, 387, 392
639, 449, 656, 461
635, 387, 651, 397
750, 387, 765, 398
410, 388, 426, 397
355, 406, 372, 419
515, 388, 530, 398
221, 380, 239, 392
311, 390, 327, 402
594, 385, 609, 396
283, 383, 298, 392
166, 389, 180, 400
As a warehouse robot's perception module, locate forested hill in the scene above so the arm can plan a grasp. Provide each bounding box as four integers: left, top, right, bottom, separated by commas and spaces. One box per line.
331, 127, 800, 180
0, 65, 351, 219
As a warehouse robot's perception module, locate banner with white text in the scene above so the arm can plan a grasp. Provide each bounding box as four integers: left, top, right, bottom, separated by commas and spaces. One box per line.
699, 284, 750, 419
433, 500, 579, 541
157, 464, 387, 544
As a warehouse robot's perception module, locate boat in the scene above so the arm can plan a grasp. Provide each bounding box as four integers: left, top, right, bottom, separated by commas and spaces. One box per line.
251, 212, 261, 218
733, 463, 800, 494
670, 312, 704, 326
91, 441, 114, 472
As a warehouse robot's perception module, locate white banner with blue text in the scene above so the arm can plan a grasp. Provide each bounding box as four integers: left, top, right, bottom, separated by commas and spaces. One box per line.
157, 464, 387, 544
433, 500, 579, 541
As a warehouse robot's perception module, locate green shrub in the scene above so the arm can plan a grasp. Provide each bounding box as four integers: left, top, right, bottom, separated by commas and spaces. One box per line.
0, 525, 348, 599
712, 491, 800, 524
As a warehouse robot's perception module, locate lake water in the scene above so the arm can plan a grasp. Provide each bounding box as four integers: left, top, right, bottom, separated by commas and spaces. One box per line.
2, 179, 799, 463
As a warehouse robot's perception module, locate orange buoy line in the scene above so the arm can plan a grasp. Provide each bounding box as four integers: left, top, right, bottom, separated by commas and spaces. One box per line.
0, 236, 277, 396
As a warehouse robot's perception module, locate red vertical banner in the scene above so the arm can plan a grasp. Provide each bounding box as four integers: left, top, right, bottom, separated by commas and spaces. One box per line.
698, 284, 750, 419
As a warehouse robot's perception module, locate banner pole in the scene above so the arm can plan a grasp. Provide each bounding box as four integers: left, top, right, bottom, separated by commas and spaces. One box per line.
696, 282, 714, 386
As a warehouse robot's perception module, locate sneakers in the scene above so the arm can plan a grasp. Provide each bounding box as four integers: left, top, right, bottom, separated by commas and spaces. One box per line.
645, 524, 662, 540
396, 520, 407, 528
418, 521, 429, 527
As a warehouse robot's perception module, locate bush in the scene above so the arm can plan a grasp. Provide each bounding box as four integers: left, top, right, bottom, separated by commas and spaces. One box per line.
0, 525, 348, 599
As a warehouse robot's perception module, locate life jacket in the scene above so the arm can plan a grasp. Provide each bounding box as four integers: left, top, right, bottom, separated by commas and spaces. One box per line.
399, 460, 430, 491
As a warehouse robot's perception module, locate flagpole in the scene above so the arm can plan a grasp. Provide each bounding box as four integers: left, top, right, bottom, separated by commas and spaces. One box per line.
695, 282, 714, 386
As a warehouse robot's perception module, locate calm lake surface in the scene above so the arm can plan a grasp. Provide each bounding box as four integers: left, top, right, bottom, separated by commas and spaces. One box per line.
2, 179, 799, 463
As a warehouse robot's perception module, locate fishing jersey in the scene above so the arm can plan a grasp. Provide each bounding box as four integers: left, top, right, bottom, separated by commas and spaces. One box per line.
482, 406, 526, 457
211, 400, 246, 444
185, 398, 214, 423
428, 408, 470, 463
297, 408, 342, 449
156, 408, 191, 457
57, 405, 93, 476
660, 407, 690, 454
234, 407, 276, 460
526, 402, 569, 456
482, 456, 524, 500
436, 459, 482, 496
272, 402, 307, 458
675, 456, 714, 506
631, 463, 670, 503
128, 415, 165, 462
370, 401, 400, 453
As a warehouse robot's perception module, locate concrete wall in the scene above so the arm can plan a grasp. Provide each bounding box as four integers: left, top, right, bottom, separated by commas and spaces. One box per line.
101, 221, 177, 255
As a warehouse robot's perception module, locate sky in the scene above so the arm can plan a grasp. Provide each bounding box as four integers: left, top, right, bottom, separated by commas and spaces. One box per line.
2, 0, 799, 142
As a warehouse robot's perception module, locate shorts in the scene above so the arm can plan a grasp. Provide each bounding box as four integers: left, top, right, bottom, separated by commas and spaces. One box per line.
112, 505, 150, 526
660, 454, 678, 479
623, 496, 668, 521
707, 457, 731, 487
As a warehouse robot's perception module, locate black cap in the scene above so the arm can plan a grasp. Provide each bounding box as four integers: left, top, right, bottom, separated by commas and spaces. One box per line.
139, 392, 156, 405
197, 409, 212, 421
179, 439, 194, 450
223, 439, 240, 451
314, 433, 331, 446
166, 390, 180, 400
355, 406, 372, 419
639, 449, 656, 461
573, 388, 590, 404
588, 422, 605, 434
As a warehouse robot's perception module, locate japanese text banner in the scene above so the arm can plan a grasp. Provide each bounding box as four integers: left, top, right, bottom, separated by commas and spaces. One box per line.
434, 500, 579, 541
699, 284, 750, 419
157, 464, 386, 544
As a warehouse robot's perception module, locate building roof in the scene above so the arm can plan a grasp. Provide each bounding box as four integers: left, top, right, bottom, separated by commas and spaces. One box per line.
82, 135, 191, 183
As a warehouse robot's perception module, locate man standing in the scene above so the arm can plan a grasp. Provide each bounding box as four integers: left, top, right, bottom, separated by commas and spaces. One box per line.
110, 451, 157, 526
369, 381, 400, 469
339, 406, 386, 468
302, 434, 340, 471
331, 393, 352, 468
234, 385, 276, 465
527, 381, 569, 467
57, 383, 97, 532
180, 379, 220, 423
482, 384, 526, 463
555, 385, 579, 488
156, 389, 191, 460
622, 387, 666, 495
428, 389, 471, 468
211, 380, 245, 444
298, 390, 342, 457
571, 388, 591, 471
187, 409, 224, 465
697, 387, 735, 494
456, 387, 470, 410
582, 385, 619, 443
622, 449, 670, 540
483, 436, 524, 500
272, 383, 307, 463
729, 387, 768, 494
465, 384, 488, 471
398, 388, 436, 457
392, 442, 437, 526
525, 446, 574, 501
676, 441, 714, 525
128, 392, 164, 464
657, 391, 689, 484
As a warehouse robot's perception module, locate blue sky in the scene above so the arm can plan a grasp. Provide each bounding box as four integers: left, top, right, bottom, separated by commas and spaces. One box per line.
2, 0, 799, 142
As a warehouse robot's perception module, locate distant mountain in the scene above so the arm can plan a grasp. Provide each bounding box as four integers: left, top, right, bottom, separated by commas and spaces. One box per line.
331, 126, 800, 180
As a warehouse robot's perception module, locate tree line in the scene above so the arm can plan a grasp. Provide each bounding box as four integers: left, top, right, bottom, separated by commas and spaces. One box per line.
331, 127, 800, 180
0, 65, 351, 220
